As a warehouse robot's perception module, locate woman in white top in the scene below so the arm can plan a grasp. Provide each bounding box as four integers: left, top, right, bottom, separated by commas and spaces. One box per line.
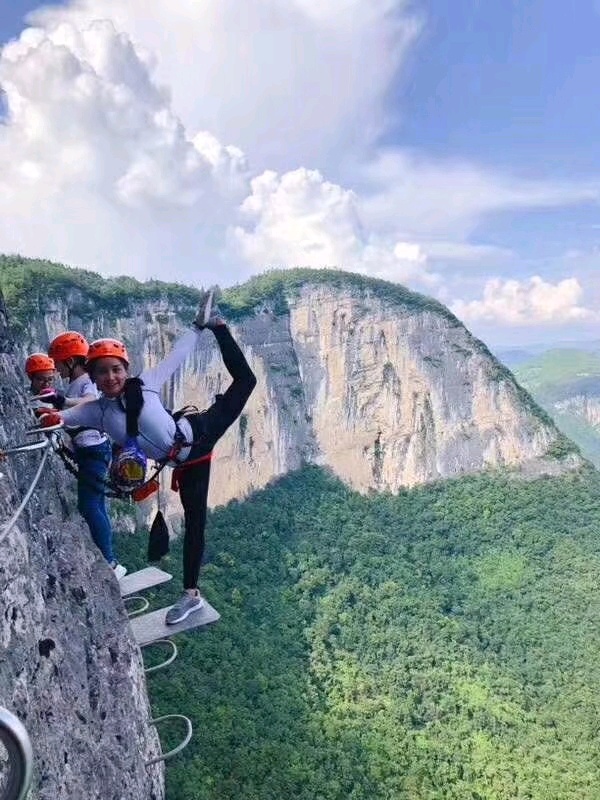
38, 296, 256, 624
46, 331, 126, 580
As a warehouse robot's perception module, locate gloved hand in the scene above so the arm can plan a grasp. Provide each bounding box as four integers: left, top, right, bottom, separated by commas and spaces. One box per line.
33, 409, 62, 427
36, 389, 66, 409
46, 390, 66, 410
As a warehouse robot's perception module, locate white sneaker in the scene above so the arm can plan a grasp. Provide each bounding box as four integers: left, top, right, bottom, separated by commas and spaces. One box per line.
112, 563, 127, 580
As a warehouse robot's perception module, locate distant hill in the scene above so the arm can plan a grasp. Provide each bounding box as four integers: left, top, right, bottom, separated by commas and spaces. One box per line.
514, 349, 600, 394
495, 340, 600, 370
513, 348, 600, 466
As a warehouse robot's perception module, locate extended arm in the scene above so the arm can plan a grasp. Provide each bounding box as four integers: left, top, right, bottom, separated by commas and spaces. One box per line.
60, 401, 103, 431
140, 329, 202, 391
63, 394, 96, 409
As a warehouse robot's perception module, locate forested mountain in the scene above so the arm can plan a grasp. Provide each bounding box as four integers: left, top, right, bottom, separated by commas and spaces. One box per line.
0, 256, 580, 513
1, 255, 597, 800
120, 465, 600, 800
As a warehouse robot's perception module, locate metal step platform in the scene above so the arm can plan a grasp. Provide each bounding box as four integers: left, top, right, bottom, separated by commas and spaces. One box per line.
130, 601, 220, 646
119, 567, 173, 598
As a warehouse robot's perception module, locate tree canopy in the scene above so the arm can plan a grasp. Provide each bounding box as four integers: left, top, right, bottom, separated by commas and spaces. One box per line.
118, 465, 600, 800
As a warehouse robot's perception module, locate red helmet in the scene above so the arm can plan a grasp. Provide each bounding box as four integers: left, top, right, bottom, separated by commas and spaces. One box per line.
48, 331, 89, 362
25, 353, 55, 376
86, 338, 130, 367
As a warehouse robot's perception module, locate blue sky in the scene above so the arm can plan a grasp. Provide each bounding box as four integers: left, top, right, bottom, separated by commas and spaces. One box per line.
0, 0, 599, 346
0, 0, 49, 42
397, 1, 600, 173
392, 0, 600, 267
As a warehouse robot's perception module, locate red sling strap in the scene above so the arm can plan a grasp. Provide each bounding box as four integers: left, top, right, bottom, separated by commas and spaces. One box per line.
170, 452, 214, 492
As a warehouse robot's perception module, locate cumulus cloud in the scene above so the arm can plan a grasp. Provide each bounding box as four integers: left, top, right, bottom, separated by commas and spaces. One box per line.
232, 167, 436, 284
451, 276, 598, 326
28, 0, 421, 174
0, 18, 249, 281
0, 0, 598, 322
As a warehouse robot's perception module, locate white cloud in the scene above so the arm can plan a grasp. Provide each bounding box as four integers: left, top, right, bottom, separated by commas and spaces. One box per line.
231, 167, 436, 284
417, 240, 514, 263
0, 18, 249, 282
27, 0, 421, 174
0, 20, 250, 208
358, 150, 599, 240
0, 0, 598, 321
452, 276, 598, 326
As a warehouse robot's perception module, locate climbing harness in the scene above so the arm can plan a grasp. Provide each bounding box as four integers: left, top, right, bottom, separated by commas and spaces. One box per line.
170, 452, 213, 492
12, 386, 215, 502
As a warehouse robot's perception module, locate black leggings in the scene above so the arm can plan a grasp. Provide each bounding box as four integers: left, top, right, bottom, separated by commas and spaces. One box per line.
176, 324, 257, 590
178, 456, 211, 590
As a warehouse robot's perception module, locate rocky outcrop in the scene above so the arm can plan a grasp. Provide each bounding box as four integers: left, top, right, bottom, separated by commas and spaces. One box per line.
551, 378, 600, 429
0, 294, 164, 800
11, 270, 577, 513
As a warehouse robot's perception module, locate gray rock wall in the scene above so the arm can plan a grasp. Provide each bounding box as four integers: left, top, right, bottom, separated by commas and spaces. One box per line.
0, 295, 164, 800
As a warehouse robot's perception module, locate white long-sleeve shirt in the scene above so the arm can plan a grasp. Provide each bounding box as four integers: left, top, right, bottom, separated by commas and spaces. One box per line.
60, 329, 201, 462
64, 373, 107, 448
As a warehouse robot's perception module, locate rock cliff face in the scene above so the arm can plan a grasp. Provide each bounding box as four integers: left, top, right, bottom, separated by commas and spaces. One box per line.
11, 269, 578, 513
0, 294, 164, 800
552, 381, 600, 429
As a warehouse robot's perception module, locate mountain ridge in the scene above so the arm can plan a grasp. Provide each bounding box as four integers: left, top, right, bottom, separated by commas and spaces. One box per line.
0, 255, 581, 512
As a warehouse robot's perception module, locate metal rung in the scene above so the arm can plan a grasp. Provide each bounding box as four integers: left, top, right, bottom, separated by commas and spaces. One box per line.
29, 393, 57, 401
1, 439, 51, 457
145, 714, 192, 767
0, 707, 33, 800
142, 638, 178, 674
130, 601, 220, 646
26, 423, 64, 434
124, 595, 149, 618
119, 567, 173, 597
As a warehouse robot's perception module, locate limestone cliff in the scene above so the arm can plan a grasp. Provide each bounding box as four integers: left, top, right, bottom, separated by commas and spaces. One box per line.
3, 259, 580, 516
555, 392, 600, 428
511, 349, 600, 467
0, 293, 164, 799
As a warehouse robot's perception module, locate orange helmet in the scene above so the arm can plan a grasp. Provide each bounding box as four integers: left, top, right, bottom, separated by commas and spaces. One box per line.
48, 331, 89, 362
86, 338, 130, 367
25, 353, 55, 376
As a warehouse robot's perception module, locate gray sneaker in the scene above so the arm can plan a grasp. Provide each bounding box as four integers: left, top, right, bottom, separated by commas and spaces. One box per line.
165, 592, 205, 625
193, 290, 214, 329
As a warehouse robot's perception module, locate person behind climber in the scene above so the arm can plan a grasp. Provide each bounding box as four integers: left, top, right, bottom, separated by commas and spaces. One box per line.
36, 293, 257, 625
25, 353, 56, 397
45, 331, 127, 580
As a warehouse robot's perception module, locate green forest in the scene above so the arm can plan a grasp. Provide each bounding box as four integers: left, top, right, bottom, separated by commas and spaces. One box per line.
118, 465, 600, 800
0, 254, 457, 328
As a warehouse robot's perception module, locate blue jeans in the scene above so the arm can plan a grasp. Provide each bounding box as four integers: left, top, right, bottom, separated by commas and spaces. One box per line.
74, 441, 115, 565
